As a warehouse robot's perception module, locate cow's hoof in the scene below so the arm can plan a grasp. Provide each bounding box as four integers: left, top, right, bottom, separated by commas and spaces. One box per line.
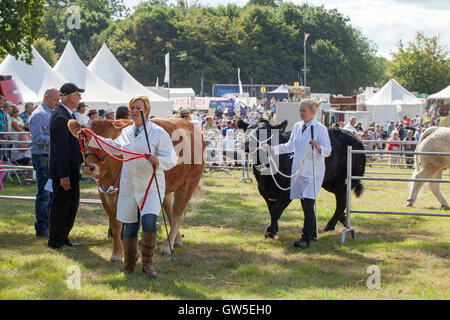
323, 225, 335, 232
110, 255, 122, 263
160, 245, 172, 256
264, 232, 275, 239
174, 233, 183, 247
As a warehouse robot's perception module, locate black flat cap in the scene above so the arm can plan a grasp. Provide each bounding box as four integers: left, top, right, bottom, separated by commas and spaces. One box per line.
60, 83, 85, 96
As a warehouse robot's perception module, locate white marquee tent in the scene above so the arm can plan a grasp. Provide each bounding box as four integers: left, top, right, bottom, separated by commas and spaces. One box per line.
88, 43, 173, 117
365, 79, 424, 126
428, 85, 450, 100
0, 46, 67, 104
54, 40, 133, 108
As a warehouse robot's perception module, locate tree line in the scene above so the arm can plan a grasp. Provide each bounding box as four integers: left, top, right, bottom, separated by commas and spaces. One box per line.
1, 0, 448, 95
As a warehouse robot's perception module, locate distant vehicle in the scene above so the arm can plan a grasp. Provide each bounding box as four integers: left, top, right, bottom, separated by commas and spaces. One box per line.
0, 75, 22, 104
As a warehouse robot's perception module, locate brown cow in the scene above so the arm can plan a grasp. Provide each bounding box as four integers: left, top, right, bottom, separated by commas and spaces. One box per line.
68, 117, 205, 262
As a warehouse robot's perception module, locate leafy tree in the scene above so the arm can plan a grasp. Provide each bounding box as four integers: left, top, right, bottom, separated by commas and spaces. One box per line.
389, 32, 450, 94
53, 1, 386, 95
246, 0, 283, 7
34, 38, 59, 66
42, 0, 128, 63
0, 0, 45, 63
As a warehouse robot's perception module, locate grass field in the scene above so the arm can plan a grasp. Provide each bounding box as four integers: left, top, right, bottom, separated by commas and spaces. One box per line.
0, 165, 449, 300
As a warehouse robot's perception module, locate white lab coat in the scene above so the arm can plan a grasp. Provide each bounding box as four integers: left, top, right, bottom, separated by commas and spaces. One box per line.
272, 118, 331, 200
89, 121, 178, 223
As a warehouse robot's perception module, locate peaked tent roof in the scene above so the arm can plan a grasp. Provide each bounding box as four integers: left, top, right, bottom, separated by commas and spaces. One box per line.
268, 84, 289, 93
0, 46, 67, 103
365, 79, 423, 106
87, 43, 173, 116
53, 40, 133, 105
428, 85, 450, 100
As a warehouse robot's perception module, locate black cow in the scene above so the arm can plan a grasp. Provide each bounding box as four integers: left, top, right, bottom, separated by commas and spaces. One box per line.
238, 119, 366, 238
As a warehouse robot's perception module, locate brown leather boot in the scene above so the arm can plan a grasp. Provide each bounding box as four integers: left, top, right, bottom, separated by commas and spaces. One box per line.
122, 237, 138, 274
141, 231, 157, 278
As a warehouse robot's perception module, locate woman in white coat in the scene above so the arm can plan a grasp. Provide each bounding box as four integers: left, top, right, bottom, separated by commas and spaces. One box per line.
89, 96, 177, 277
268, 99, 331, 249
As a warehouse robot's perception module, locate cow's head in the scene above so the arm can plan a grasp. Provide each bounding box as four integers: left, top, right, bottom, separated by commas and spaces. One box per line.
237, 118, 287, 153
68, 119, 133, 178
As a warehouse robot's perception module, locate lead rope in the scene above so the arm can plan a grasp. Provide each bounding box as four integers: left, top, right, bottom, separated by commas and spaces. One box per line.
249, 134, 314, 191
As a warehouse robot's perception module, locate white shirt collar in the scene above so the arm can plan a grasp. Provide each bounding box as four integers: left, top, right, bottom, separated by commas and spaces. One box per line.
60, 103, 73, 116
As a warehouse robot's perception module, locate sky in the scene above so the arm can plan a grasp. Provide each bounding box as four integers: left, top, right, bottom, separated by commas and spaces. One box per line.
122, 0, 450, 59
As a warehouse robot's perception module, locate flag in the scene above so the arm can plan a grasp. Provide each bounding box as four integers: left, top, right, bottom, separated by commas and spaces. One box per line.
238, 68, 243, 95
156, 77, 159, 88
164, 53, 170, 84
304, 33, 310, 46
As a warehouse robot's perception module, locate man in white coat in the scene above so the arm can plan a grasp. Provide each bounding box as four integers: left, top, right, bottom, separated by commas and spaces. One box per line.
89, 96, 178, 277
268, 99, 331, 249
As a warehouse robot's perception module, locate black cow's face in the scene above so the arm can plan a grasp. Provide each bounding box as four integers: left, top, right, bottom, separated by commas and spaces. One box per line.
237, 119, 288, 165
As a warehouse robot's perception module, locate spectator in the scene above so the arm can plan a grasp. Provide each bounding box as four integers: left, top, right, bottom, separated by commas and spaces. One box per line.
388, 131, 401, 168
74, 102, 87, 125
222, 129, 236, 165
180, 109, 191, 120
87, 109, 98, 125
10, 127, 33, 183
387, 121, 394, 135
398, 123, 406, 140
203, 116, 217, 133
414, 126, 423, 141
105, 109, 115, 120
403, 129, 416, 168
221, 120, 235, 137
0, 102, 13, 160
116, 106, 130, 120
29, 88, 60, 238
98, 109, 106, 119
48, 83, 84, 250
343, 116, 357, 133
19, 102, 34, 124
10, 105, 25, 134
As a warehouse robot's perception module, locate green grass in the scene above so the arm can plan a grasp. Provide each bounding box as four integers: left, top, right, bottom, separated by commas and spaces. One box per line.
0, 166, 449, 300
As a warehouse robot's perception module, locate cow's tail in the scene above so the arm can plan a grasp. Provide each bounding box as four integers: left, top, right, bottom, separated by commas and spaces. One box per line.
190, 180, 204, 204
351, 139, 366, 198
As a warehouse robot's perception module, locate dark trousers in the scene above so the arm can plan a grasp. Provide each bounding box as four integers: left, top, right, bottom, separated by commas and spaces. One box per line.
48, 178, 80, 248
300, 198, 317, 241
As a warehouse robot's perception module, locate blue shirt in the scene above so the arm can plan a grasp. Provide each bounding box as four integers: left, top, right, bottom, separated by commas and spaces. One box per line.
29, 103, 54, 155
0, 110, 7, 135
19, 111, 29, 124
134, 120, 149, 137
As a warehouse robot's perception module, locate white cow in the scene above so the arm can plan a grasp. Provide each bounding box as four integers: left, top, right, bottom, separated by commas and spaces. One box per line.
407, 126, 450, 208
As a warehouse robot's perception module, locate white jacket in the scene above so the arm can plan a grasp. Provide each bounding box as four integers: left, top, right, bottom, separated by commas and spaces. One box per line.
272, 118, 331, 200
90, 121, 178, 222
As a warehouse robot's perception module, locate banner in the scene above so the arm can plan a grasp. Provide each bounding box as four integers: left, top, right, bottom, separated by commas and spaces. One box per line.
193, 97, 211, 110
171, 97, 190, 110
304, 33, 310, 46
238, 68, 243, 95
164, 53, 170, 84
210, 99, 235, 116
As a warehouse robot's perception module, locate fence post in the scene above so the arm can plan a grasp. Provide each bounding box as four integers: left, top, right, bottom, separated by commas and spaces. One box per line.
341, 145, 356, 245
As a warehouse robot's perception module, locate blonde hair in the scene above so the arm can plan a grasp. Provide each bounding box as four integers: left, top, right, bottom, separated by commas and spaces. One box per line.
300, 99, 320, 113
129, 96, 151, 114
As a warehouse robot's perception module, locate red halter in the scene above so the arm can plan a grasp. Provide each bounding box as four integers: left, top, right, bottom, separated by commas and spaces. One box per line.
78, 128, 155, 211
